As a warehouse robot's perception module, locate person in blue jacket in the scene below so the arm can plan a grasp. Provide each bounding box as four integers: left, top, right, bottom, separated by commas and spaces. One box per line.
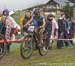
57, 12, 71, 48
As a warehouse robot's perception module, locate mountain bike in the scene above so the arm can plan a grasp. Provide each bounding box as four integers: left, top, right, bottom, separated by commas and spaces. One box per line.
20, 26, 49, 59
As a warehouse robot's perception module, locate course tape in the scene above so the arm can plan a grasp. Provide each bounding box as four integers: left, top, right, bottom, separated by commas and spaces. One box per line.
0, 38, 74, 44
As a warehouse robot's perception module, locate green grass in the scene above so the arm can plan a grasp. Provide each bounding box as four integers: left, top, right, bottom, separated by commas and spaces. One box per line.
0, 42, 75, 66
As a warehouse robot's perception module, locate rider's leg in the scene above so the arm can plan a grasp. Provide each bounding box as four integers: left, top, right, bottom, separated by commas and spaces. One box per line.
40, 28, 44, 43
6, 43, 11, 53
34, 28, 41, 46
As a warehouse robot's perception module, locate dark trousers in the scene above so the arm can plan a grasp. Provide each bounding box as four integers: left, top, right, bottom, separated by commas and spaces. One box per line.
0, 27, 11, 53
0, 27, 6, 52
69, 35, 73, 45
57, 32, 71, 48
57, 33, 64, 48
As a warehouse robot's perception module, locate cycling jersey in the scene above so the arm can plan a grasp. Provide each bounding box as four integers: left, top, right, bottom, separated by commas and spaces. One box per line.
8, 16, 21, 29
32, 15, 44, 28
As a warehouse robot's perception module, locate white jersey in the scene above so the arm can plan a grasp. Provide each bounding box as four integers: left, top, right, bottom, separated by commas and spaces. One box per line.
8, 16, 21, 30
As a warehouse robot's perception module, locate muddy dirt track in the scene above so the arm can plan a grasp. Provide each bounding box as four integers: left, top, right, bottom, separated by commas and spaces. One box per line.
0, 47, 75, 66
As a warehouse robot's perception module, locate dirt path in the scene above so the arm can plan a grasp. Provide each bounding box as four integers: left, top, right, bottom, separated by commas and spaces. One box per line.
0, 48, 75, 66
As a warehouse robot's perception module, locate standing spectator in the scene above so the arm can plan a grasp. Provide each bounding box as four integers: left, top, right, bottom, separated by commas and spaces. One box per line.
57, 12, 71, 48
44, 14, 58, 49
69, 18, 75, 45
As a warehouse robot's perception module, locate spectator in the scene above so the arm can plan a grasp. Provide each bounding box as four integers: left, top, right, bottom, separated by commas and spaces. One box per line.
44, 13, 58, 49
57, 12, 71, 48
69, 17, 75, 45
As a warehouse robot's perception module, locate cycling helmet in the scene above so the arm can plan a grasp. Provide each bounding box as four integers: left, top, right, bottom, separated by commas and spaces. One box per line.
33, 8, 40, 15
3, 9, 9, 16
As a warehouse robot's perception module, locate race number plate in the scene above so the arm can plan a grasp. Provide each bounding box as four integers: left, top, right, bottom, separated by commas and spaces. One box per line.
28, 26, 35, 32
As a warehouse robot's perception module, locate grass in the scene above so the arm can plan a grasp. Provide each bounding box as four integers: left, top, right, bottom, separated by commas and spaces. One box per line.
0, 42, 75, 66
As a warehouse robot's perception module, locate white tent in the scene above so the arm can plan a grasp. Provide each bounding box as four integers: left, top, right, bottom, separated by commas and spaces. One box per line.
9, 11, 15, 15
0, 0, 48, 11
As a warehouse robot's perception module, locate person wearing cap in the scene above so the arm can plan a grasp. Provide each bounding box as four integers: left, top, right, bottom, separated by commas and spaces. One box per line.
1, 9, 21, 53
1, 9, 15, 53
3, 9, 21, 37
57, 12, 71, 48
44, 13, 58, 49
69, 17, 75, 45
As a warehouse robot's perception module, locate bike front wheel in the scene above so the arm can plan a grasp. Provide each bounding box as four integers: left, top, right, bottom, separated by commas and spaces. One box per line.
20, 35, 33, 59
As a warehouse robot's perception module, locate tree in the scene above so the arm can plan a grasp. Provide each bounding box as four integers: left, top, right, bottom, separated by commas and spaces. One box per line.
68, 0, 75, 3
68, 0, 75, 17
63, 3, 73, 20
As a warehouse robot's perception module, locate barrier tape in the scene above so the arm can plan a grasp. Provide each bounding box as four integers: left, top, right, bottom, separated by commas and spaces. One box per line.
0, 38, 75, 44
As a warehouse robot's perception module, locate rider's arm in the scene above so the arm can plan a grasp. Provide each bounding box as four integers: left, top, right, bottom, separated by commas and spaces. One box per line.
25, 17, 33, 26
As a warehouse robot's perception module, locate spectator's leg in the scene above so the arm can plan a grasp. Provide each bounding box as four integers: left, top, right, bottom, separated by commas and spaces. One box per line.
45, 33, 51, 49
57, 33, 64, 48
6, 43, 11, 53
70, 40, 73, 45
64, 33, 72, 48
70, 37, 73, 45
65, 40, 72, 48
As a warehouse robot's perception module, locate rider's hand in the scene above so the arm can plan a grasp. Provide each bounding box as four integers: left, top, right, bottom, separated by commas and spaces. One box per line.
24, 25, 27, 27
24, 24, 30, 27
39, 26, 43, 29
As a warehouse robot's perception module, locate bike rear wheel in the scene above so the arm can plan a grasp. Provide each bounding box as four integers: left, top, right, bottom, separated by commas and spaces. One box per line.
38, 33, 48, 56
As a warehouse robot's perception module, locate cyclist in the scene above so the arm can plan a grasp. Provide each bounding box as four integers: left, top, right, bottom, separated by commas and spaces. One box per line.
25, 8, 46, 46
1, 9, 20, 53
22, 11, 32, 33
